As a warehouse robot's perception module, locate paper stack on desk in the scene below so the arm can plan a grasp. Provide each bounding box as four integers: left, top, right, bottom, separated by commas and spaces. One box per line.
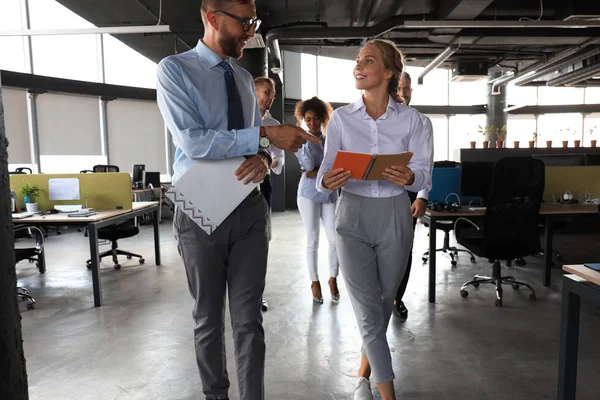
166, 157, 258, 235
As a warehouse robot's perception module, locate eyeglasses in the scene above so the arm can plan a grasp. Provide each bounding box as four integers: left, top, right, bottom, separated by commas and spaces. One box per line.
213, 10, 261, 32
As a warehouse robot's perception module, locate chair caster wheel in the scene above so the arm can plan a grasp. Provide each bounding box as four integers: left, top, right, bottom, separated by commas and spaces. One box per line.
114, 264, 121, 270
422, 257, 428, 263
529, 293, 536, 302
470, 257, 476, 263
460, 290, 469, 298
512, 284, 520, 290
495, 299, 503, 307
451, 260, 457, 267
472, 282, 480, 288
127, 255, 132, 259
78, 228, 82, 232
26, 303, 35, 310
29, 259, 34, 263
86, 262, 92, 270
139, 258, 145, 264
57, 231, 61, 235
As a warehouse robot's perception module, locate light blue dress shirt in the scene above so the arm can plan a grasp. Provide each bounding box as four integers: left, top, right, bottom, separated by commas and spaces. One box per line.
317, 95, 433, 198
156, 40, 262, 183
295, 132, 338, 204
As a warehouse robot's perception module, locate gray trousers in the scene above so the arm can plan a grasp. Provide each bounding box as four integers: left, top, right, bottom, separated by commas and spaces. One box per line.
174, 190, 269, 400
335, 191, 413, 384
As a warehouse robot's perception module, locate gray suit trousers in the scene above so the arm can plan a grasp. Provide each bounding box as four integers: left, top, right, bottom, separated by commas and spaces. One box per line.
174, 190, 269, 400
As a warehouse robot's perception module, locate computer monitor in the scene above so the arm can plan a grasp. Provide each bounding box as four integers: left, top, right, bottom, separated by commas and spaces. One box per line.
132, 164, 145, 183
143, 171, 161, 189
429, 167, 481, 205
461, 161, 495, 205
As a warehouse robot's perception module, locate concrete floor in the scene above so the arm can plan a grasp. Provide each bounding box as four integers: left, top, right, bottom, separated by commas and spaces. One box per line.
16, 211, 600, 400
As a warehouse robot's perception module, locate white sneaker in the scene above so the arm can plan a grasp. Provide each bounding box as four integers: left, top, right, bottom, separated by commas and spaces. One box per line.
353, 377, 373, 400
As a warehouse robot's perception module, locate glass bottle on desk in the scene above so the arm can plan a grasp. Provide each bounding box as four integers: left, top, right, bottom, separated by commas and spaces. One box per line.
9, 190, 17, 212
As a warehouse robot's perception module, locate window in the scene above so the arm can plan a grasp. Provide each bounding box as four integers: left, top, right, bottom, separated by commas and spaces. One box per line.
424, 115, 449, 161
0, 0, 28, 73
583, 113, 600, 146
299, 53, 317, 99
537, 113, 583, 147
448, 114, 487, 160
317, 55, 361, 103
29, 0, 101, 82
103, 34, 158, 89
449, 79, 487, 106
584, 87, 600, 104
3, 88, 31, 164
409, 66, 449, 106
506, 115, 537, 148
507, 84, 538, 106
537, 86, 584, 106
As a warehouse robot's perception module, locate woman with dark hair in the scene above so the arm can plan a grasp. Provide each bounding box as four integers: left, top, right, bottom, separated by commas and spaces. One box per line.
316, 39, 433, 400
294, 96, 340, 304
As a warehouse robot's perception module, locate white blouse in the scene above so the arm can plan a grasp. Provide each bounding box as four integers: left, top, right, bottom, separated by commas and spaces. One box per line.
317, 95, 433, 198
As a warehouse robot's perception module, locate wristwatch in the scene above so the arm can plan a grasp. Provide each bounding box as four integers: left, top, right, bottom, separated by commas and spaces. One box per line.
259, 126, 270, 148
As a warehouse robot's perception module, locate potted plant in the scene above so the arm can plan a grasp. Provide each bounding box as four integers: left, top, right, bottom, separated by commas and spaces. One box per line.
539, 132, 552, 148
572, 129, 581, 148
496, 125, 507, 148
20, 182, 41, 213
590, 125, 597, 147
478, 124, 489, 148
562, 128, 570, 148
529, 131, 537, 148
468, 131, 476, 149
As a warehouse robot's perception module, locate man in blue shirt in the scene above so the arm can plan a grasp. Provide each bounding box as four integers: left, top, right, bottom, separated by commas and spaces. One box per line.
157, 1, 319, 399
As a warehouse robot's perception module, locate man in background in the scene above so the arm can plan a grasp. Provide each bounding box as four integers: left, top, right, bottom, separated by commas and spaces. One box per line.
394, 71, 432, 320
254, 76, 285, 312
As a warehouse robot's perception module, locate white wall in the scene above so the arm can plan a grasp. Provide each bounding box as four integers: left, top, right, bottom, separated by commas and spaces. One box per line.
3, 88, 31, 164
283, 51, 302, 100
107, 99, 166, 175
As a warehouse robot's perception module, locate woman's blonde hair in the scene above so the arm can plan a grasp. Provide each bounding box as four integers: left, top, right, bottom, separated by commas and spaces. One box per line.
361, 39, 405, 102
294, 96, 334, 132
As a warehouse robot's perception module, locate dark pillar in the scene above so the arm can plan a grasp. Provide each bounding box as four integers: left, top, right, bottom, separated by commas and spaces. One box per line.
235, 48, 268, 78
487, 70, 508, 147
0, 76, 30, 399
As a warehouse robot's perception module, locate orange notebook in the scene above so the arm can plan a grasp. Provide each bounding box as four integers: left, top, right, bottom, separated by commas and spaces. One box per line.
332, 151, 414, 180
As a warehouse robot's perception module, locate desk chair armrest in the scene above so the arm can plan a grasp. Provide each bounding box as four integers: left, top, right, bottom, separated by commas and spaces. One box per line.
454, 217, 481, 234
15, 225, 45, 251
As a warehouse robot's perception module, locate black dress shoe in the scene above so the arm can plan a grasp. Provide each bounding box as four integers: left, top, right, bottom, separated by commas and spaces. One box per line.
393, 301, 408, 319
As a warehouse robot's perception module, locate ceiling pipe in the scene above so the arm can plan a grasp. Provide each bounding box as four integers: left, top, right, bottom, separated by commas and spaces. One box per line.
547, 63, 600, 86
266, 18, 600, 74
417, 44, 459, 85
490, 72, 515, 95
514, 46, 600, 86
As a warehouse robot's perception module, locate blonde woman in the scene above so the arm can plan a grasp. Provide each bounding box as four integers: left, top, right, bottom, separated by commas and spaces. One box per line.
317, 40, 433, 400
295, 97, 340, 303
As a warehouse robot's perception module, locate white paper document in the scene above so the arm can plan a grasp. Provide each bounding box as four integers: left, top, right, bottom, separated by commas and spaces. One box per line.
166, 157, 259, 235
49, 178, 80, 201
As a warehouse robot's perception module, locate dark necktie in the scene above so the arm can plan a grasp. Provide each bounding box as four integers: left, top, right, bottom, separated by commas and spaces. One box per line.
219, 60, 245, 130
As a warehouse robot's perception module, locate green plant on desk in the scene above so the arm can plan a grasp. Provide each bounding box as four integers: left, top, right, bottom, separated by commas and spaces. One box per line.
20, 182, 41, 204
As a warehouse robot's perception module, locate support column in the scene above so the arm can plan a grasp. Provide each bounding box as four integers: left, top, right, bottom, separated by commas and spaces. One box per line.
99, 98, 110, 163
26, 91, 41, 173
487, 70, 508, 147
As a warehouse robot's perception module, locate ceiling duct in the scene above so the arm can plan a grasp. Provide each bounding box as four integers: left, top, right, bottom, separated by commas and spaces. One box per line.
513, 46, 600, 86
417, 44, 459, 85
547, 63, 600, 86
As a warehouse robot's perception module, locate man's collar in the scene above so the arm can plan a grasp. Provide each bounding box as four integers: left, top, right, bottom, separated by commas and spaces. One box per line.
195, 40, 227, 69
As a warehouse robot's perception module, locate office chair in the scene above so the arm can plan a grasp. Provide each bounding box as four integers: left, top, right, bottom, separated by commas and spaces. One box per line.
85, 164, 144, 270
14, 226, 46, 310
80, 169, 93, 173
93, 165, 119, 173
421, 161, 476, 267
455, 157, 544, 307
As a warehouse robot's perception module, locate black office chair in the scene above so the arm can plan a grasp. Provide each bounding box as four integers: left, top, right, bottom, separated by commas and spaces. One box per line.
85, 164, 144, 270
10, 167, 33, 175
14, 226, 46, 310
422, 161, 476, 267
455, 157, 544, 307
93, 165, 119, 173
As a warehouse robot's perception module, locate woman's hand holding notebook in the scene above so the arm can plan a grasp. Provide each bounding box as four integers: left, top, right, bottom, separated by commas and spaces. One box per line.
332, 151, 414, 180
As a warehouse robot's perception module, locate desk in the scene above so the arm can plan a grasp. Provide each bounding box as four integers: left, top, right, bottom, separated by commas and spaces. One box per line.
558, 265, 600, 400
13, 202, 161, 307
132, 188, 162, 222
421, 203, 598, 303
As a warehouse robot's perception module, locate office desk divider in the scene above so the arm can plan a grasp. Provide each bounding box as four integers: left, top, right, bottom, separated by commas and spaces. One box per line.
544, 166, 600, 204
10, 173, 133, 211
